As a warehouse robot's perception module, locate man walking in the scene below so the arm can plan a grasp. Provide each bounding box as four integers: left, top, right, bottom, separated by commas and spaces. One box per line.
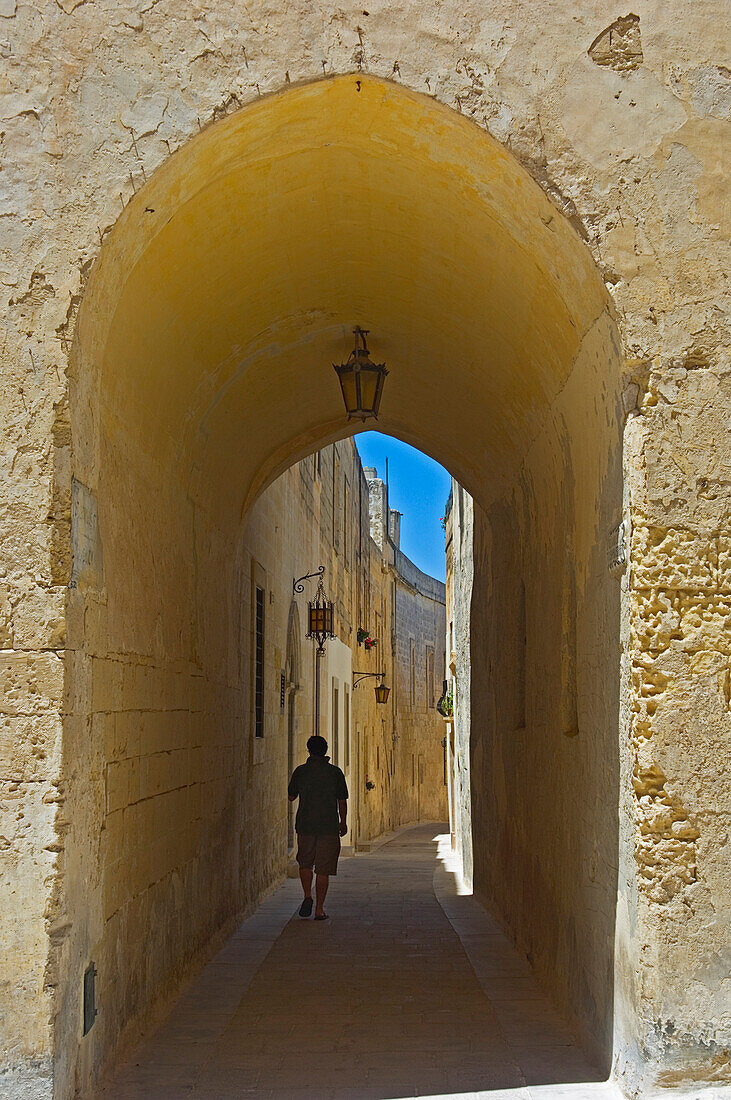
288, 735, 348, 920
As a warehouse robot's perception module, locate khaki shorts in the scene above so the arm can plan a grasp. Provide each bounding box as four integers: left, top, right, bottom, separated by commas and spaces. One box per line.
296, 833, 341, 876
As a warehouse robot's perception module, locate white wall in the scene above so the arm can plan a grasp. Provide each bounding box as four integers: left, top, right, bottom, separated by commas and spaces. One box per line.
324, 636, 353, 842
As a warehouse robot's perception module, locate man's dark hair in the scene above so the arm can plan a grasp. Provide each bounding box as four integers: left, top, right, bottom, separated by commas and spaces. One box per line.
307, 735, 328, 757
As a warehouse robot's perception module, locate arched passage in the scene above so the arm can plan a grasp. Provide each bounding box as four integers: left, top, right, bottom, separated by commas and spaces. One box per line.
75, 74, 613, 517
64, 74, 624, 1097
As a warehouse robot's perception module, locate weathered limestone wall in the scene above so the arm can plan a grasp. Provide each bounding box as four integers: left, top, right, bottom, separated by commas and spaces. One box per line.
452, 311, 625, 1072
620, 355, 731, 1092
36, 430, 445, 1100
451, 324, 731, 1092
0, 1, 727, 1097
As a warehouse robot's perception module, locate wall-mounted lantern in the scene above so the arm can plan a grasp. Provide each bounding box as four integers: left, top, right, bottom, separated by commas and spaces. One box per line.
294, 567, 335, 654
333, 327, 388, 422
353, 670, 390, 704
306, 575, 334, 654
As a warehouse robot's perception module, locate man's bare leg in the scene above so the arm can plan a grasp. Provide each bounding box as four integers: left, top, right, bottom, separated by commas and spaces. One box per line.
315, 873, 329, 918
299, 867, 313, 899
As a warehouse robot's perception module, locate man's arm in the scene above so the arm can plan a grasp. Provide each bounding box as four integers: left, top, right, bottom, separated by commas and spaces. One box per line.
336, 768, 348, 836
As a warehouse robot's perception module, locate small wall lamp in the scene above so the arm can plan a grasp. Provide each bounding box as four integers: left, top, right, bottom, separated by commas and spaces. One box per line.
374, 681, 390, 705
353, 670, 390, 704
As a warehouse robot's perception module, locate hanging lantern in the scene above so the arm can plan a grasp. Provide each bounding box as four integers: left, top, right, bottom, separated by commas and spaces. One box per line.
307, 575, 334, 652
374, 680, 390, 705
333, 327, 388, 422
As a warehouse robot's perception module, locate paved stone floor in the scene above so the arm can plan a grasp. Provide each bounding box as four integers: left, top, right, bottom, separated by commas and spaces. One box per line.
99, 826, 619, 1100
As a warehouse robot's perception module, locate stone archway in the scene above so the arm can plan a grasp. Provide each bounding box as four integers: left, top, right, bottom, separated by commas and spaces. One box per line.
62, 74, 624, 1097
1, 15, 726, 1093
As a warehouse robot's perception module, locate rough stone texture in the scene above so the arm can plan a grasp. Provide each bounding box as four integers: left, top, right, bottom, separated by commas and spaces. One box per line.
622, 357, 731, 1092
34, 432, 445, 1100
448, 338, 730, 1098
448, 306, 625, 1074
588, 15, 644, 73
0, 2, 728, 1098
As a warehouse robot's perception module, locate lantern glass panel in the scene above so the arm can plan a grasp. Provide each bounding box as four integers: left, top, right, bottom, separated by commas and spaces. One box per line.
359, 369, 379, 413
373, 371, 386, 412
338, 371, 359, 416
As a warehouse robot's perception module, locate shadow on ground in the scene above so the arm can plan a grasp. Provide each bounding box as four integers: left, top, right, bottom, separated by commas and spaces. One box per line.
100, 826, 612, 1100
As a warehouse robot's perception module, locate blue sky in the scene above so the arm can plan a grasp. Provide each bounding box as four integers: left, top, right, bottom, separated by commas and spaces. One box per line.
354, 432, 451, 582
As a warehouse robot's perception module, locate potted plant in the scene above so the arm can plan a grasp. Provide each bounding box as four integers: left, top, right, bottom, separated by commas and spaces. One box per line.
357, 627, 378, 651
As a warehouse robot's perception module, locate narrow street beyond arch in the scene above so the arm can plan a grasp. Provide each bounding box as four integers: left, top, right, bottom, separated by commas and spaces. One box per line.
100, 827, 611, 1100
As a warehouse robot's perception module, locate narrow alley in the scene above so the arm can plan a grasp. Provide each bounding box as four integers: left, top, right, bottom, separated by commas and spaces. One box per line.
99, 827, 613, 1100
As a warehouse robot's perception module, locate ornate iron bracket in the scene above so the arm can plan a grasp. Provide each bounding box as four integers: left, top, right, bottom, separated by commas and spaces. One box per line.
293, 565, 325, 596
353, 671, 386, 688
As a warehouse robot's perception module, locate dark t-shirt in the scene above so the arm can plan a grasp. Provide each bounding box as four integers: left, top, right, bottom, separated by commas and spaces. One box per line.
288, 755, 348, 836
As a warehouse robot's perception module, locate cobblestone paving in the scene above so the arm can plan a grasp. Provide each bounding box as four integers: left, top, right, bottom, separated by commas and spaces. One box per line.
99, 826, 618, 1100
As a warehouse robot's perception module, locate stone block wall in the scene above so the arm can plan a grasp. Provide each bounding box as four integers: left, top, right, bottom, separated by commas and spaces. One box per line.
33, 433, 445, 1100
449, 311, 626, 1073
449, 329, 731, 1092
620, 354, 731, 1091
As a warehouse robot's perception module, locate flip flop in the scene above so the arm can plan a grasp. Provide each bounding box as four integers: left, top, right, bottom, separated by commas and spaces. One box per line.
314, 913, 328, 921
299, 897, 313, 918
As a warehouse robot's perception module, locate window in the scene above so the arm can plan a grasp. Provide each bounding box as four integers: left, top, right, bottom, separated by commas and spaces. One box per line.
363, 566, 370, 628
255, 585, 265, 738
344, 481, 350, 567
344, 685, 350, 770
409, 638, 416, 708
426, 647, 434, 708
333, 456, 340, 550
332, 680, 339, 765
